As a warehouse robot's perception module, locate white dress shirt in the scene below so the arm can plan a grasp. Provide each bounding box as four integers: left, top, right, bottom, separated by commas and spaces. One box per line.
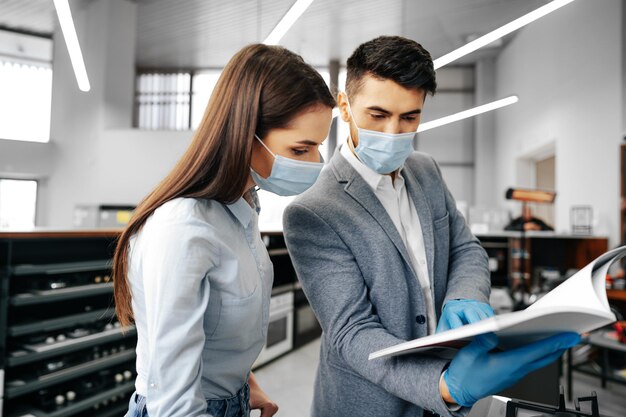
340, 140, 437, 333
128, 193, 273, 416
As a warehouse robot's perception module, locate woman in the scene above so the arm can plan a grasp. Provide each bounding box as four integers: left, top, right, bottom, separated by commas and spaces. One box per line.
114, 44, 335, 417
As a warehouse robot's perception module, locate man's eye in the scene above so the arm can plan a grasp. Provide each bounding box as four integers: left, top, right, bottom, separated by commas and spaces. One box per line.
403, 116, 417, 121
370, 114, 386, 119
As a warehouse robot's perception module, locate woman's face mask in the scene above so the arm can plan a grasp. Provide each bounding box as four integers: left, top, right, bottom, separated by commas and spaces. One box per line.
250, 135, 325, 197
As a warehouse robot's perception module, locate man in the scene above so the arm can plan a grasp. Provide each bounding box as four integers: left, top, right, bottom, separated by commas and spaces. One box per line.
283, 36, 578, 417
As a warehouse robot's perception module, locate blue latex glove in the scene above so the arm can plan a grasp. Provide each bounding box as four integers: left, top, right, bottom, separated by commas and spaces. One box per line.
444, 332, 580, 407
436, 299, 495, 333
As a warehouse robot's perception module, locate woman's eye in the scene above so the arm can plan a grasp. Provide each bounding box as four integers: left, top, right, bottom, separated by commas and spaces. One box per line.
292, 148, 308, 156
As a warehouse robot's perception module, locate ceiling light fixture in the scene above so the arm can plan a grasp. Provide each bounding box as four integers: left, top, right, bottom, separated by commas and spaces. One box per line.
417, 95, 519, 133
263, 0, 315, 45
53, 0, 90, 92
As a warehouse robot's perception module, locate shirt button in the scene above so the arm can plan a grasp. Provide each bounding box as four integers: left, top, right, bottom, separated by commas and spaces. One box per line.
415, 315, 426, 324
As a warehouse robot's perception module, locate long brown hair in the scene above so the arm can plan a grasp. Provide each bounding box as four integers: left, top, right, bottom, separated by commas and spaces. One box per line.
113, 44, 335, 327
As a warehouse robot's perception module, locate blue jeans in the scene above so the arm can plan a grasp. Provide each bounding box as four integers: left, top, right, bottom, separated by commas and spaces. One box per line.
124, 383, 250, 417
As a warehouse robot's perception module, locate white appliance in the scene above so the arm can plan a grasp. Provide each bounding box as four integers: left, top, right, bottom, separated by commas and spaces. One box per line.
253, 290, 294, 368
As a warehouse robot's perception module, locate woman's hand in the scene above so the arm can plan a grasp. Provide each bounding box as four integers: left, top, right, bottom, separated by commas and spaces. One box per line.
248, 372, 279, 417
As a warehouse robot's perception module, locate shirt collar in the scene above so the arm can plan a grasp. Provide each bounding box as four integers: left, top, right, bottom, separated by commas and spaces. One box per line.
226, 189, 259, 227
339, 137, 404, 191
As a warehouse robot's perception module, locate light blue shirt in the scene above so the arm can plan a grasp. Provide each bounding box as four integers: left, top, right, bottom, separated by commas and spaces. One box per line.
128, 193, 273, 417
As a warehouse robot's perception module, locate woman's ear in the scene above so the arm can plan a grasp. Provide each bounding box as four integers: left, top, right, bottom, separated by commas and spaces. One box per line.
337, 92, 351, 124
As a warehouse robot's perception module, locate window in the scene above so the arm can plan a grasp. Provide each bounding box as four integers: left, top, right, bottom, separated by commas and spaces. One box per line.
0, 179, 38, 229
191, 70, 222, 129
135, 72, 191, 130
0, 31, 53, 143
135, 70, 226, 130
134, 68, 339, 132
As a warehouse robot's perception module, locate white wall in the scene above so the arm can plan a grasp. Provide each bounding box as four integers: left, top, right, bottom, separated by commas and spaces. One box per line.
418, 66, 476, 206
95, 130, 191, 205
493, 0, 623, 246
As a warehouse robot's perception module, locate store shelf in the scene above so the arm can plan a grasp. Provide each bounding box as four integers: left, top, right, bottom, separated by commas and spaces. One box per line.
8, 309, 115, 338
11, 260, 112, 277
7, 327, 136, 367
8, 382, 135, 417
1, 232, 134, 417
6, 350, 135, 399
10, 283, 114, 307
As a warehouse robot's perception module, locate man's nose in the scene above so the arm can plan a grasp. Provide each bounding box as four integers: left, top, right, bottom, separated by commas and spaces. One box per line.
382, 119, 402, 134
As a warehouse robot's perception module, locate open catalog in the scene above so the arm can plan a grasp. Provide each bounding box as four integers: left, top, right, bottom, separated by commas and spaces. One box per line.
369, 245, 625, 361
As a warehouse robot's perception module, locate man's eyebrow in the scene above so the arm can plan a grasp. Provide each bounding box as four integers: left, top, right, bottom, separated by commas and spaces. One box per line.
401, 108, 422, 116
366, 106, 392, 115
365, 106, 422, 116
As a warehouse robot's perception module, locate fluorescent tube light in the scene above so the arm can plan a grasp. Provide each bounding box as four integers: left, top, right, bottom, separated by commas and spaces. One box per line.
263, 0, 315, 45
53, 0, 90, 92
433, 0, 576, 69
417, 96, 519, 133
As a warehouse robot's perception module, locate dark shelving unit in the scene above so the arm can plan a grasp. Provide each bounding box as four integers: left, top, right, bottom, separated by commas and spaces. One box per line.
0, 230, 137, 417
0, 228, 312, 416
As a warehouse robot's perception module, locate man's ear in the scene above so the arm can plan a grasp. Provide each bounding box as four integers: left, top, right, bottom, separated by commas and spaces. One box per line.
337, 92, 351, 123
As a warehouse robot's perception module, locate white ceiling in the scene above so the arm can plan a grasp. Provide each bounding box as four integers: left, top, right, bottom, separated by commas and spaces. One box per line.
0, 0, 551, 68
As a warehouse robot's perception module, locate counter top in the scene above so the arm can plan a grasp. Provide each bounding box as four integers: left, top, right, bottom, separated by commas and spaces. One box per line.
0, 228, 124, 239
0, 228, 285, 239
476, 231, 608, 240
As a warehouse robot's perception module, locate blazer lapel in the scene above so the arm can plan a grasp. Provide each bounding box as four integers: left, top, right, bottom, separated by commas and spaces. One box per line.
331, 152, 419, 281
401, 167, 436, 291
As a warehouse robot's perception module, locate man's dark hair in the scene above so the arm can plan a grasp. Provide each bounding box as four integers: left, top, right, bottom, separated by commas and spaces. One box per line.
345, 35, 437, 98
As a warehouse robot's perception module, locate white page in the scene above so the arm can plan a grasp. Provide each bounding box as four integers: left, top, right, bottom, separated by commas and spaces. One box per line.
369, 246, 625, 361
369, 304, 615, 360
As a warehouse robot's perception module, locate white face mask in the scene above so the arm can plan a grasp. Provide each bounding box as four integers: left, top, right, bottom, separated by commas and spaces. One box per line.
347, 98, 416, 174
250, 135, 325, 196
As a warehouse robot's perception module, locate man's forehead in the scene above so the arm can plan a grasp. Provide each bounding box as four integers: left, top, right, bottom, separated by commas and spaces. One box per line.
350, 74, 425, 110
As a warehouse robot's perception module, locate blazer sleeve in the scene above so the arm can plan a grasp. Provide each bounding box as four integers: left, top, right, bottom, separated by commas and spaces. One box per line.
430, 156, 491, 306
284, 202, 469, 417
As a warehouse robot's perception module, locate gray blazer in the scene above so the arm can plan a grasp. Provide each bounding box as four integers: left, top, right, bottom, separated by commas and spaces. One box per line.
283, 149, 491, 417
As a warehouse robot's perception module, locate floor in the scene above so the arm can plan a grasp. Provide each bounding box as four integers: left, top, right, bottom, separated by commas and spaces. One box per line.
253, 338, 626, 417
253, 340, 319, 416
565, 371, 626, 417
